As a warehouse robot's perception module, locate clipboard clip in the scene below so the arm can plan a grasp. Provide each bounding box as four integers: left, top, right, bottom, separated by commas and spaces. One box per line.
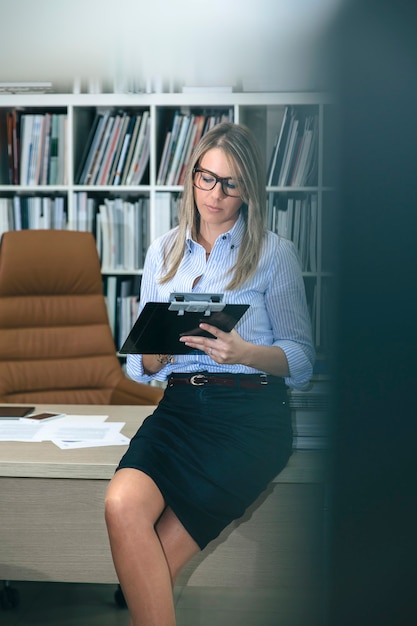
168, 293, 225, 316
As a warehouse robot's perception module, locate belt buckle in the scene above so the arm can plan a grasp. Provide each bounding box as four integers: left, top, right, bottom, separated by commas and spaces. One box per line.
190, 374, 208, 386
260, 374, 268, 385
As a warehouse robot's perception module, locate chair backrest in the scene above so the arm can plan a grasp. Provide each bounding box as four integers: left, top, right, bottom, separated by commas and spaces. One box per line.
0, 229, 139, 404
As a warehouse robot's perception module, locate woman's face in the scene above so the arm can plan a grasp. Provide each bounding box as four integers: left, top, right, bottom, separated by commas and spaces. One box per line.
193, 148, 243, 233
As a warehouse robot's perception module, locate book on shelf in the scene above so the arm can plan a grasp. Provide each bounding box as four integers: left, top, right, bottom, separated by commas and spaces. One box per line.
47, 114, 58, 185
89, 113, 116, 185
107, 113, 130, 185
1, 195, 67, 231
96, 112, 121, 185
120, 114, 142, 185
278, 115, 299, 187
113, 114, 136, 185
154, 192, 174, 239
13, 196, 22, 230
77, 110, 150, 186
48, 114, 66, 185
173, 113, 195, 186
104, 113, 130, 185
267, 108, 318, 188
85, 110, 112, 185
73, 191, 95, 232
58, 115, 67, 185
94, 195, 149, 271
15, 112, 66, 186
28, 114, 44, 185
308, 194, 318, 272
156, 131, 172, 186
76, 113, 103, 184
165, 114, 191, 186
117, 277, 141, 350
157, 111, 182, 185
105, 275, 117, 338
128, 112, 151, 186
267, 106, 289, 186
40, 113, 52, 185
0, 198, 11, 238
101, 274, 141, 347
124, 112, 145, 185
267, 192, 318, 274
290, 115, 318, 187
290, 129, 312, 187
298, 198, 310, 270
177, 114, 205, 185
79, 110, 110, 184
6, 110, 20, 184
156, 109, 233, 186
19, 114, 34, 185
98, 202, 112, 269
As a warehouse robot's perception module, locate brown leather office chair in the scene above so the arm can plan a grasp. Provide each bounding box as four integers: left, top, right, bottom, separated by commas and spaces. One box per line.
0, 229, 162, 405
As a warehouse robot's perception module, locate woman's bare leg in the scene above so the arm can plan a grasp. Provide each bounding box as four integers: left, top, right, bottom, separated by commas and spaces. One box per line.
155, 506, 200, 585
105, 468, 199, 626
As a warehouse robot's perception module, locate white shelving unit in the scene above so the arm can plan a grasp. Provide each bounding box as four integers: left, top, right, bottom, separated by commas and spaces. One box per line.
0, 91, 335, 366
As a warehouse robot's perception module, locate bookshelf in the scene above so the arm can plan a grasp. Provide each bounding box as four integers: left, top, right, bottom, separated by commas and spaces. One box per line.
0, 92, 335, 379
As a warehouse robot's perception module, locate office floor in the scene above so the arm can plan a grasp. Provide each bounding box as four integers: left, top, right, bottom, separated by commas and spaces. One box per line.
0, 581, 320, 625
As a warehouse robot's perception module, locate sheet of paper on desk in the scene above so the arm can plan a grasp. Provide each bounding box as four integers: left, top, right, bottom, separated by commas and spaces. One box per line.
0, 420, 44, 441
35, 416, 127, 449
33, 414, 109, 439
0, 415, 130, 448
53, 431, 130, 449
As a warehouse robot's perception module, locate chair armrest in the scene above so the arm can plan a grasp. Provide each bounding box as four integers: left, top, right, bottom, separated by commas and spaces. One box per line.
110, 375, 164, 405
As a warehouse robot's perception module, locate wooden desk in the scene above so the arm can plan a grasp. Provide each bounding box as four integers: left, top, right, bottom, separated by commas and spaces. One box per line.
0, 404, 328, 595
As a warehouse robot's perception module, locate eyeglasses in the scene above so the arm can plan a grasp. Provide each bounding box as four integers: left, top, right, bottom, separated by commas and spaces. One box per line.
192, 168, 242, 197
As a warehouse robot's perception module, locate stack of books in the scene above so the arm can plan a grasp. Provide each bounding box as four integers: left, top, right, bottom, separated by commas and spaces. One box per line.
267, 107, 318, 188
6, 111, 67, 185
103, 274, 141, 347
94, 196, 149, 271
157, 109, 233, 185
267, 193, 318, 273
0, 196, 67, 233
76, 110, 150, 186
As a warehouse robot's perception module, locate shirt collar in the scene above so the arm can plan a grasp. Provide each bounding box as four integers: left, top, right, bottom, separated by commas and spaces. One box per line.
185, 213, 245, 252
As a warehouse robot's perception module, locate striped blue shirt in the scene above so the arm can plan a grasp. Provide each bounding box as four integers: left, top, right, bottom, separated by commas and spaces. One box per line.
127, 213, 315, 389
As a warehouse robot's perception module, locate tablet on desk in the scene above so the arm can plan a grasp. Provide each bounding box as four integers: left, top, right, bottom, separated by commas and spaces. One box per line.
119, 294, 249, 355
0, 406, 35, 419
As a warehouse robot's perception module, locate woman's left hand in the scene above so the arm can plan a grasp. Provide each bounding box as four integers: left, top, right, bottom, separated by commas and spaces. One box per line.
179, 323, 249, 365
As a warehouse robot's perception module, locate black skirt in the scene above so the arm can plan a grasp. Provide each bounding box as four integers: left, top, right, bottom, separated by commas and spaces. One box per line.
117, 373, 292, 549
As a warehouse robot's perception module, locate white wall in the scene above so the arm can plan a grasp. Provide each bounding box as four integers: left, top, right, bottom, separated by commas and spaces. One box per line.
0, 0, 343, 91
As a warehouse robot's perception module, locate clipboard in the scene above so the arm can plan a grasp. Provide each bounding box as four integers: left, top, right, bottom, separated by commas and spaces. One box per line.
119, 293, 250, 355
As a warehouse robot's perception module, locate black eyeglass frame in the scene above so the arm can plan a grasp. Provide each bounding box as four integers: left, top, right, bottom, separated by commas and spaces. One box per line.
192, 167, 242, 197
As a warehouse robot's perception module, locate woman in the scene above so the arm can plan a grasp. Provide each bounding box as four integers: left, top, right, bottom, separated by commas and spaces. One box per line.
105, 122, 315, 626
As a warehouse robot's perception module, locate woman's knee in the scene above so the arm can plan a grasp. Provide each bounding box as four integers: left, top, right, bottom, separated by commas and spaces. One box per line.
104, 474, 129, 531
104, 468, 165, 531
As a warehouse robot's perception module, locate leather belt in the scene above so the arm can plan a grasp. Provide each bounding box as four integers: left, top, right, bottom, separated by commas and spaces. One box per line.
168, 373, 282, 389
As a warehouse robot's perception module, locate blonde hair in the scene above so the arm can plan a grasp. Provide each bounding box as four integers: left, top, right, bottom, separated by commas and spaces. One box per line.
160, 122, 267, 290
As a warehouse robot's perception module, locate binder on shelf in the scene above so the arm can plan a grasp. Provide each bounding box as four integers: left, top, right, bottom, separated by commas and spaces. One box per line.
119, 293, 249, 355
